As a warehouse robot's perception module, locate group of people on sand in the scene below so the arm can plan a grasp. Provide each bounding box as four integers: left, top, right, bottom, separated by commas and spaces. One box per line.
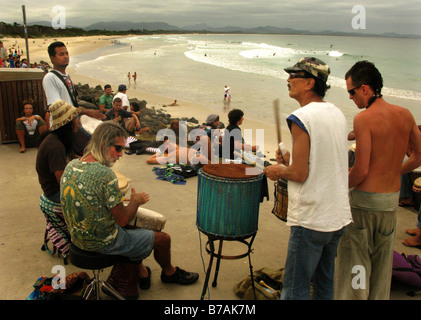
17, 39, 421, 300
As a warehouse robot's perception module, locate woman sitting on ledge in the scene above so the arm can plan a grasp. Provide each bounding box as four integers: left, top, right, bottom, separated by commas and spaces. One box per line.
15, 99, 47, 153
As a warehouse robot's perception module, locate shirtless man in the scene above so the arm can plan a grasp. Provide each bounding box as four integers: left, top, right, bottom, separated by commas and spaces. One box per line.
334, 61, 421, 300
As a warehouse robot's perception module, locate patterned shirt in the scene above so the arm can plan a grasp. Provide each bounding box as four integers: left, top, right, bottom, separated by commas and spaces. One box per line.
61, 159, 124, 251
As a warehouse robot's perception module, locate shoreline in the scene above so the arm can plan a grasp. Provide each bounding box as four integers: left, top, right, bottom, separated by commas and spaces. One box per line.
2, 34, 292, 156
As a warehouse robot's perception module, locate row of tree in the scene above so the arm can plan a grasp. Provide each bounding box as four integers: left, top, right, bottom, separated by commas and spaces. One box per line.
0, 22, 153, 38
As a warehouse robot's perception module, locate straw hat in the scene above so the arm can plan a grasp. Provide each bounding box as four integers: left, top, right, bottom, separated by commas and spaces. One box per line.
49, 100, 82, 131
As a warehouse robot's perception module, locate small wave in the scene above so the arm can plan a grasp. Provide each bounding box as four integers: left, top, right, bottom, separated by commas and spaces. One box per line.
328, 50, 344, 57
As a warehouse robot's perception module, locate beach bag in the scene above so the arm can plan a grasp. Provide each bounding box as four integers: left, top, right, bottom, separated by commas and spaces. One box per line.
233, 267, 284, 300
27, 272, 90, 300
392, 251, 421, 288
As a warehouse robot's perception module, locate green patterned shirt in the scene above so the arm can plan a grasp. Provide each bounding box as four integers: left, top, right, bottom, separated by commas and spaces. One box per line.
61, 159, 124, 251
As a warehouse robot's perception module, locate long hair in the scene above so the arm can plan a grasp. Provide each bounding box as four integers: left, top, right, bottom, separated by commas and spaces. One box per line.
82, 121, 128, 166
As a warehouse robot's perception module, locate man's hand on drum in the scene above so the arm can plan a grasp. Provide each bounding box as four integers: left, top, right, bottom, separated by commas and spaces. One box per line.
264, 164, 286, 181
130, 188, 150, 206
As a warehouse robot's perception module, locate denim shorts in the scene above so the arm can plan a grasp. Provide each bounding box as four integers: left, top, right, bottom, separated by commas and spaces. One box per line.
96, 225, 155, 262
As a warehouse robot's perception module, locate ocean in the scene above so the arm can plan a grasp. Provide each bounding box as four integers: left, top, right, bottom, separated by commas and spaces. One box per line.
71, 33, 421, 130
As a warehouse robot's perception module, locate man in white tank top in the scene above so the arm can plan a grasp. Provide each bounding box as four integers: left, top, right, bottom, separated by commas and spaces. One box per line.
264, 57, 352, 300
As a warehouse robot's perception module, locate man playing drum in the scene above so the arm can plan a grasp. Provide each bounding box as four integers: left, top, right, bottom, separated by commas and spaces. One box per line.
61, 122, 199, 297
264, 57, 352, 300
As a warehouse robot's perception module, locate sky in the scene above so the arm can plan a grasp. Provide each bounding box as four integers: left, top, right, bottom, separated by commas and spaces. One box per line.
1, 0, 421, 36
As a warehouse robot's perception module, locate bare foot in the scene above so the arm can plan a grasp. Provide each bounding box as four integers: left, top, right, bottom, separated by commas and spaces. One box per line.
19, 147, 26, 153
405, 228, 421, 236
402, 231, 421, 247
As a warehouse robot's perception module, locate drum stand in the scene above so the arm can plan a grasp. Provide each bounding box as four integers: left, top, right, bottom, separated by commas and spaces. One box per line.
200, 232, 257, 300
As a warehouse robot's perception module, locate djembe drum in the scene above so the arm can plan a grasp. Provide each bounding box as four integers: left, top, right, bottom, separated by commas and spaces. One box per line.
413, 178, 421, 211
196, 164, 263, 300
74, 115, 103, 155
106, 170, 166, 299
272, 179, 288, 222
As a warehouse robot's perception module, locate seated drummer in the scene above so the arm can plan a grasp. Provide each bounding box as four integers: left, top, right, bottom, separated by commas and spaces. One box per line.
60, 121, 199, 293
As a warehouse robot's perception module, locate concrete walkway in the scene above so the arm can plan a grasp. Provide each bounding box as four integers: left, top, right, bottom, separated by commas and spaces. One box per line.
0, 143, 420, 301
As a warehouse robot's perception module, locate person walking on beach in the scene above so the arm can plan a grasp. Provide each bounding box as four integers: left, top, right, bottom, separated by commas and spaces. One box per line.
264, 57, 352, 300
334, 61, 421, 300
61, 122, 199, 298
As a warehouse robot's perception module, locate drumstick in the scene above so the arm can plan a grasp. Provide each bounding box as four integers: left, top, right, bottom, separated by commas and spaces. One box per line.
259, 280, 276, 292
273, 99, 287, 156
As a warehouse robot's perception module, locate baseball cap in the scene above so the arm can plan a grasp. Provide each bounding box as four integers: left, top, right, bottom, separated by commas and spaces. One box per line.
284, 57, 330, 83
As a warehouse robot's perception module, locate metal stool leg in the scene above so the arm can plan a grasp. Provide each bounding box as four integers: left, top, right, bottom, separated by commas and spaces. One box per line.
82, 269, 126, 300
101, 281, 125, 300
212, 240, 224, 287
201, 238, 216, 300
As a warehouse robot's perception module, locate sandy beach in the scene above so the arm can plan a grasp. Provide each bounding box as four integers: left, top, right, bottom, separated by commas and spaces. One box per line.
2, 35, 291, 155
1, 35, 420, 303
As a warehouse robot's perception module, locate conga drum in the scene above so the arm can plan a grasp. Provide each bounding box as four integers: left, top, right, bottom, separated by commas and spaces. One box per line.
113, 170, 131, 195
196, 164, 263, 239
128, 208, 167, 231
272, 179, 288, 222
74, 115, 103, 155
114, 170, 166, 231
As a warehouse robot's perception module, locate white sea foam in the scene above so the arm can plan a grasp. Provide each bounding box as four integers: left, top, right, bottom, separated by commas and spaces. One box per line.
72, 34, 421, 125
328, 50, 344, 57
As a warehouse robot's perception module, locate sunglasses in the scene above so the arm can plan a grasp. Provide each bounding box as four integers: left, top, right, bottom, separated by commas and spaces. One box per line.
112, 145, 124, 152
288, 72, 309, 79
348, 84, 363, 96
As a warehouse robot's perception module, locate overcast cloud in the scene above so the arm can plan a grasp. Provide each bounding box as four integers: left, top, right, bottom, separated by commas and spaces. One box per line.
2, 0, 420, 35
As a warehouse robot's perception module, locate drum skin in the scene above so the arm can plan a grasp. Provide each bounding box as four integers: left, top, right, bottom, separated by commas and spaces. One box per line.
196, 164, 263, 238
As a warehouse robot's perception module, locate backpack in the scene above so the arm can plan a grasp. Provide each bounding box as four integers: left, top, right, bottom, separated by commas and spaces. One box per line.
392, 251, 421, 288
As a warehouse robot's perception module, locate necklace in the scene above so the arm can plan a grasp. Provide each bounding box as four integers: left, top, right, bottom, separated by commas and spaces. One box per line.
366, 94, 382, 109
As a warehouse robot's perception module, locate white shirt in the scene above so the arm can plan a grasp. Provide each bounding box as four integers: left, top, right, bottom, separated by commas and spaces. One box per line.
286, 102, 352, 232
42, 69, 76, 106
113, 92, 130, 108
